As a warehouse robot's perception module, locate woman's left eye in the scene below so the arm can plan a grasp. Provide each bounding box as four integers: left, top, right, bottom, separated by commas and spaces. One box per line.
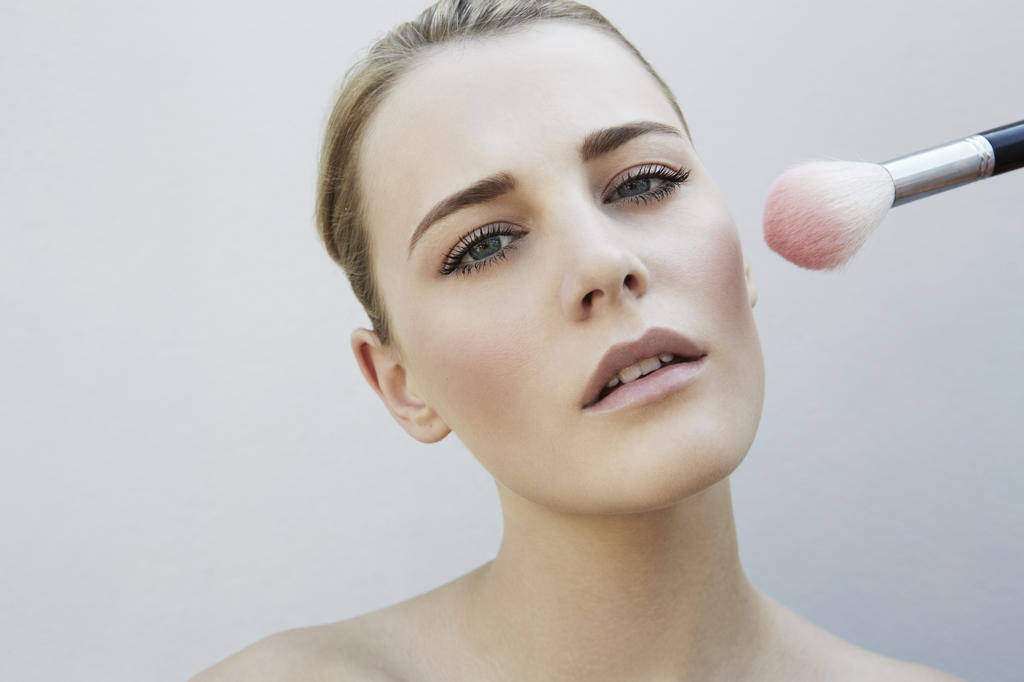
605, 163, 691, 206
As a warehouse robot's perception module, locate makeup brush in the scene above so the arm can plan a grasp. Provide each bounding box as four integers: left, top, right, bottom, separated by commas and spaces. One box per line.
762, 119, 1024, 271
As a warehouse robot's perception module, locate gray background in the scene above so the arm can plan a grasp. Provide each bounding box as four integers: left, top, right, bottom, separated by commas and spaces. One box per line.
2, 0, 1021, 680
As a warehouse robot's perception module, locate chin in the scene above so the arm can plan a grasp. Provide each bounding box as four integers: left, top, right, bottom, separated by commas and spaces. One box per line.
529, 422, 757, 516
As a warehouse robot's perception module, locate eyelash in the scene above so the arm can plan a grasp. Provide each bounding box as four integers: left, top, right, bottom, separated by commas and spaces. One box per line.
438, 163, 692, 277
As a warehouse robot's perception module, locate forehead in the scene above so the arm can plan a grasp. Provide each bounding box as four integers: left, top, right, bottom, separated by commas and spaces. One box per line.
357, 21, 682, 245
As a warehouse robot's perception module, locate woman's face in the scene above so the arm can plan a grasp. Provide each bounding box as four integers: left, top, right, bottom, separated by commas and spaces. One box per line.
355, 22, 764, 514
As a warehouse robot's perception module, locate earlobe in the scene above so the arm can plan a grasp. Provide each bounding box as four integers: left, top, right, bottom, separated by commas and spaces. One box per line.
744, 256, 758, 309
350, 328, 451, 444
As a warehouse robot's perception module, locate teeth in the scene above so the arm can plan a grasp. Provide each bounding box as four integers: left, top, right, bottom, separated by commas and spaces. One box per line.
605, 353, 677, 388
619, 364, 642, 382
638, 356, 662, 374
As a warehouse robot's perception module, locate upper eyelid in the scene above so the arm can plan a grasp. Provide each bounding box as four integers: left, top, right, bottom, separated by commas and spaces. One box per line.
440, 224, 523, 275
602, 163, 677, 194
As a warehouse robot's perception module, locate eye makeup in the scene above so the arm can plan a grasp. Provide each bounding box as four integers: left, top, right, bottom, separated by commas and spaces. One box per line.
437, 163, 691, 278
439, 222, 526, 277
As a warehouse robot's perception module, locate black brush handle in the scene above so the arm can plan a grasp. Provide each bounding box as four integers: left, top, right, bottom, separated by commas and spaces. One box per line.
979, 119, 1024, 175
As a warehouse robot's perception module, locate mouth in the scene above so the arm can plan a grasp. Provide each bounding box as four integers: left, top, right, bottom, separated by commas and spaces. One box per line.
590, 353, 700, 405
580, 326, 707, 410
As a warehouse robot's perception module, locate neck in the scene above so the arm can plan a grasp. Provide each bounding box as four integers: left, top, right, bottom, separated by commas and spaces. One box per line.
460, 477, 773, 681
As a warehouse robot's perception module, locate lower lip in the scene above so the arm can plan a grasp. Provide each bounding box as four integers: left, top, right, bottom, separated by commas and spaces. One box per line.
582, 355, 708, 415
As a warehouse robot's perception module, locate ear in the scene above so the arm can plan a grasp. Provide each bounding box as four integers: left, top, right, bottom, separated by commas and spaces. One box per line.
350, 328, 451, 444
743, 254, 758, 309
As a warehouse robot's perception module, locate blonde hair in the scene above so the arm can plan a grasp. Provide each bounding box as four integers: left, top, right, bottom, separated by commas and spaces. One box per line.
315, 0, 690, 352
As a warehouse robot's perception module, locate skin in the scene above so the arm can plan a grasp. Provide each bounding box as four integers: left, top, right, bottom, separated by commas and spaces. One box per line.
350, 20, 767, 681
192, 20, 964, 682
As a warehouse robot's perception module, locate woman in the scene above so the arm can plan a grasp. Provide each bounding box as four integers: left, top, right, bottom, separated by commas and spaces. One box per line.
194, 1, 963, 679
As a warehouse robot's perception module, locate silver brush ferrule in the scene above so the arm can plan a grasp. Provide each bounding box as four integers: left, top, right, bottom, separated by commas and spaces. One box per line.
881, 134, 995, 207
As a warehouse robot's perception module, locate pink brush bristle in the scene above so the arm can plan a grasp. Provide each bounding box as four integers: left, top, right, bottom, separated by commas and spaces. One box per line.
762, 161, 895, 270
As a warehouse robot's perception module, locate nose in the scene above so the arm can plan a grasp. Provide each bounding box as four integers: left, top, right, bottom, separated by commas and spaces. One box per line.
560, 215, 650, 323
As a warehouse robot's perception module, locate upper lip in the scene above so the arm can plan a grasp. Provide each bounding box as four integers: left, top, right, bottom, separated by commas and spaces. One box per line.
581, 326, 707, 409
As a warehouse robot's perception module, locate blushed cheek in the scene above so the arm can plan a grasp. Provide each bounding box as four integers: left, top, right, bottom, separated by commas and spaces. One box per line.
657, 200, 747, 312
702, 216, 765, 408
664, 201, 759, 369
707, 222, 751, 318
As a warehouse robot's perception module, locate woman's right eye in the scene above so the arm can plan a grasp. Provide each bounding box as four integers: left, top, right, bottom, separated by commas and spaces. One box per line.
465, 234, 508, 261
439, 222, 524, 277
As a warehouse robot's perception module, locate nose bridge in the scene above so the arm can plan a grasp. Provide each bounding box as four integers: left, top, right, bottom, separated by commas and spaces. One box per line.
556, 199, 650, 321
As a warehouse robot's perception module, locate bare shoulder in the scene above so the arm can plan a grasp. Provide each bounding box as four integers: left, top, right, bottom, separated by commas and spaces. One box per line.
756, 592, 965, 682
188, 568, 482, 682
188, 619, 400, 682
813, 630, 965, 682
811, 629, 966, 681
842, 651, 966, 682
858, 649, 967, 682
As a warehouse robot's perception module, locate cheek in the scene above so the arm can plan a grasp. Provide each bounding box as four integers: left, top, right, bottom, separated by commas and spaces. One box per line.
653, 197, 748, 314
695, 214, 760, 359
705, 223, 750, 317
402, 291, 541, 441
655, 199, 762, 385
699, 216, 766, 424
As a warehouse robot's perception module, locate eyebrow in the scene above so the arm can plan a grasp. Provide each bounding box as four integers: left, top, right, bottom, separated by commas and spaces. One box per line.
407, 120, 685, 258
